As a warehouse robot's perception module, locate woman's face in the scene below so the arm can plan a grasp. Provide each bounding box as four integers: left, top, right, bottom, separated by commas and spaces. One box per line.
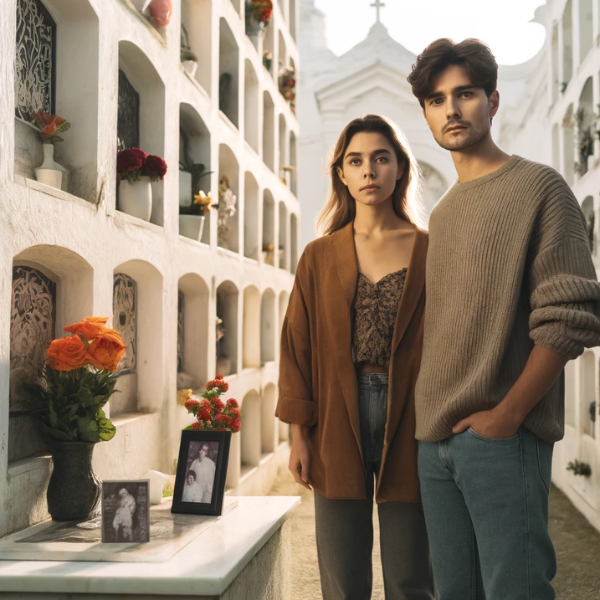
187, 474, 194, 486
337, 131, 405, 208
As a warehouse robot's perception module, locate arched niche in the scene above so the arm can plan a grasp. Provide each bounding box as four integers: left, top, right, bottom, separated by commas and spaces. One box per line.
419, 162, 448, 214
216, 280, 239, 376
577, 78, 594, 176
278, 201, 288, 270
241, 389, 261, 473
112, 260, 164, 416
177, 273, 210, 390
242, 285, 261, 369
581, 351, 596, 438
244, 171, 259, 260
9, 245, 93, 463
289, 0, 297, 41
289, 130, 297, 195
562, 0, 573, 86
181, 0, 212, 95
290, 213, 298, 274
278, 113, 288, 179
582, 196, 595, 253
552, 124, 560, 170
262, 383, 278, 453
278, 291, 289, 338
262, 189, 276, 266
244, 60, 259, 153
261, 289, 276, 363
277, 0, 287, 22
278, 30, 287, 75
179, 103, 212, 244
218, 18, 239, 128
263, 92, 275, 171
580, 0, 593, 63
218, 144, 240, 252
14, 0, 100, 202
551, 24, 559, 103
263, 19, 275, 77
230, 0, 241, 15
117, 40, 166, 226
563, 104, 575, 185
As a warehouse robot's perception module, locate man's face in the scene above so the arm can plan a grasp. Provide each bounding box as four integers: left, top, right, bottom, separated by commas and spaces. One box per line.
200, 446, 208, 460
422, 64, 499, 152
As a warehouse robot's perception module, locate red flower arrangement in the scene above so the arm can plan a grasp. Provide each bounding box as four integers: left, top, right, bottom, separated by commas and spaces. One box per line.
183, 374, 241, 433
32, 109, 71, 144
117, 148, 168, 182
249, 0, 273, 24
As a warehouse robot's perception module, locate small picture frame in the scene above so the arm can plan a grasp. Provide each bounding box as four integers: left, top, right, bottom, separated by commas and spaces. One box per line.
101, 480, 150, 543
171, 430, 231, 516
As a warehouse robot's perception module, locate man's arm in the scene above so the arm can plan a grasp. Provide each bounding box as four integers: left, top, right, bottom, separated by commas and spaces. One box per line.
453, 345, 568, 438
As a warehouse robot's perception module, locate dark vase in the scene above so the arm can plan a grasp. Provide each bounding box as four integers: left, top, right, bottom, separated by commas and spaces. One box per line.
47, 441, 101, 521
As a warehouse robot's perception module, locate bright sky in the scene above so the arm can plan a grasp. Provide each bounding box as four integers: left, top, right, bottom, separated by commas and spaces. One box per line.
314, 0, 547, 66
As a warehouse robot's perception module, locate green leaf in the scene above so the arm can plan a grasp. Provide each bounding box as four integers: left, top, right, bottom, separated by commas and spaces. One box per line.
97, 412, 116, 442
77, 416, 100, 443
41, 422, 74, 441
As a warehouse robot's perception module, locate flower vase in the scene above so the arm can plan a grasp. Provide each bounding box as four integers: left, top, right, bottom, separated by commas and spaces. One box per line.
182, 60, 198, 77
245, 2, 264, 36
35, 143, 64, 190
47, 441, 101, 521
179, 215, 205, 241
119, 177, 152, 221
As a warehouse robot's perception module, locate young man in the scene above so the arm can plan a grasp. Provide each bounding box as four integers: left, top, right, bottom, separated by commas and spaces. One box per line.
408, 39, 600, 599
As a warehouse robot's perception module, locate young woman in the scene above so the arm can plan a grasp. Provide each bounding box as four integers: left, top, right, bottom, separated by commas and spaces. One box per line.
276, 115, 434, 599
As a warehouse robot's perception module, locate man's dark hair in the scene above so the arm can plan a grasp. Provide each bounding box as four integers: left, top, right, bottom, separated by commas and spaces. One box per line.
407, 38, 498, 108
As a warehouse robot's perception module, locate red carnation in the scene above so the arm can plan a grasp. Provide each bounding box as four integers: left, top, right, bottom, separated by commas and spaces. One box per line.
211, 398, 225, 413
184, 398, 200, 411
226, 398, 239, 408
141, 154, 167, 181
198, 408, 212, 422
192, 421, 201, 430
230, 419, 241, 433
216, 374, 224, 380
228, 407, 241, 419
215, 414, 230, 427
117, 148, 147, 178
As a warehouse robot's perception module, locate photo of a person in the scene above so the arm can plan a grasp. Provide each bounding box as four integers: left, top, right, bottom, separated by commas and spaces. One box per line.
183, 442, 218, 504
113, 487, 136, 541
101, 481, 149, 543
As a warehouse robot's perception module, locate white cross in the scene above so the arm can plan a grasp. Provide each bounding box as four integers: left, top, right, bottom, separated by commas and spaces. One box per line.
371, 0, 385, 23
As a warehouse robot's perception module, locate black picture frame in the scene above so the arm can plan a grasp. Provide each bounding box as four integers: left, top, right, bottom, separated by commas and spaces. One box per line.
171, 430, 231, 516
101, 480, 150, 543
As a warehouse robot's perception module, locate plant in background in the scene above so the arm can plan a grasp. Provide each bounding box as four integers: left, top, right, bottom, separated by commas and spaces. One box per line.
183, 375, 241, 433
117, 148, 168, 182
32, 109, 71, 144
279, 66, 297, 103
34, 317, 126, 443
217, 175, 237, 246
248, 0, 273, 25
567, 459, 592, 477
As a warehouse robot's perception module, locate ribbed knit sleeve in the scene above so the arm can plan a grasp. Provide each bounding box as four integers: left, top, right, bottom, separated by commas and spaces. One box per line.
528, 174, 600, 359
276, 252, 317, 426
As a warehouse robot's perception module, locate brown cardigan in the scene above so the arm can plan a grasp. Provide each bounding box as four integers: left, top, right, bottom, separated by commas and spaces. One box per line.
276, 221, 428, 503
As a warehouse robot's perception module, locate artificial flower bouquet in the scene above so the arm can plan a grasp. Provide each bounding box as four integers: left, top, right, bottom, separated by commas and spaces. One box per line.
117, 148, 168, 182
183, 375, 241, 433
32, 109, 70, 144
249, 0, 273, 25
34, 317, 126, 443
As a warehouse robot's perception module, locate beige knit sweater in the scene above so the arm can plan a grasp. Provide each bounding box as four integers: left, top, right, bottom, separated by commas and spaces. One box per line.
415, 155, 600, 443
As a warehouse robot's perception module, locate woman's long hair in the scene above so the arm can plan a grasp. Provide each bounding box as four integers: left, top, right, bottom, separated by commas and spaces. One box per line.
316, 114, 426, 236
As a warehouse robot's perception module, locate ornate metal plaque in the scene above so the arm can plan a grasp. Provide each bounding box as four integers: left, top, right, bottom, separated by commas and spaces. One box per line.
10, 266, 56, 412
15, 0, 56, 125
117, 70, 140, 150
113, 273, 137, 375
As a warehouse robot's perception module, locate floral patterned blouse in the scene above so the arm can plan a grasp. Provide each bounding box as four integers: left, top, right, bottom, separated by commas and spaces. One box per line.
351, 268, 407, 368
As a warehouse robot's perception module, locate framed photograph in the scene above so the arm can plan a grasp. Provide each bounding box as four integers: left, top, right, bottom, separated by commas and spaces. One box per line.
101, 480, 150, 543
171, 430, 231, 516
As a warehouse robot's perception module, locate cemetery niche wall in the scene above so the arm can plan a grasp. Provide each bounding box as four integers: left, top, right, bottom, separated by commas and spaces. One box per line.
1, 0, 300, 539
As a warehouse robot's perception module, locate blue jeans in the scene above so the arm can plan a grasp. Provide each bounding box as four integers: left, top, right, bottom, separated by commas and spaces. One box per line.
418, 427, 556, 600
314, 373, 434, 600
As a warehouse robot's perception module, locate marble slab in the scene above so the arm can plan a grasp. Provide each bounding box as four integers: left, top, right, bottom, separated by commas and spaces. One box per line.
0, 497, 300, 597
0, 498, 238, 563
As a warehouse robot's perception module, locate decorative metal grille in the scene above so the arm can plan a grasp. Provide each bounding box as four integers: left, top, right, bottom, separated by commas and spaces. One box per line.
15, 0, 56, 125
177, 292, 185, 373
113, 273, 137, 376
117, 70, 140, 150
10, 266, 56, 412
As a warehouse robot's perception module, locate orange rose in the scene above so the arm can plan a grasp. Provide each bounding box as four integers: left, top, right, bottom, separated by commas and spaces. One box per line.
86, 332, 126, 371
47, 335, 88, 371
64, 317, 119, 341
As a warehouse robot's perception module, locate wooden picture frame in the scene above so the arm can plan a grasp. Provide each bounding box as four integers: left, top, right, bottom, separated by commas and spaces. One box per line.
171, 430, 231, 516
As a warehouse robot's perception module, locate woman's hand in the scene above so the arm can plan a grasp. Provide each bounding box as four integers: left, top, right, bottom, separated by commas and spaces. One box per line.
289, 424, 312, 490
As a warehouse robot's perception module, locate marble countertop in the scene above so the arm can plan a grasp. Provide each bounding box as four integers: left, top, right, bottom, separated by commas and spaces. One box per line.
0, 496, 300, 596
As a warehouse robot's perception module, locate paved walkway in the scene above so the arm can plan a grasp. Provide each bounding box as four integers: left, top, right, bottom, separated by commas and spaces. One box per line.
268, 467, 600, 599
